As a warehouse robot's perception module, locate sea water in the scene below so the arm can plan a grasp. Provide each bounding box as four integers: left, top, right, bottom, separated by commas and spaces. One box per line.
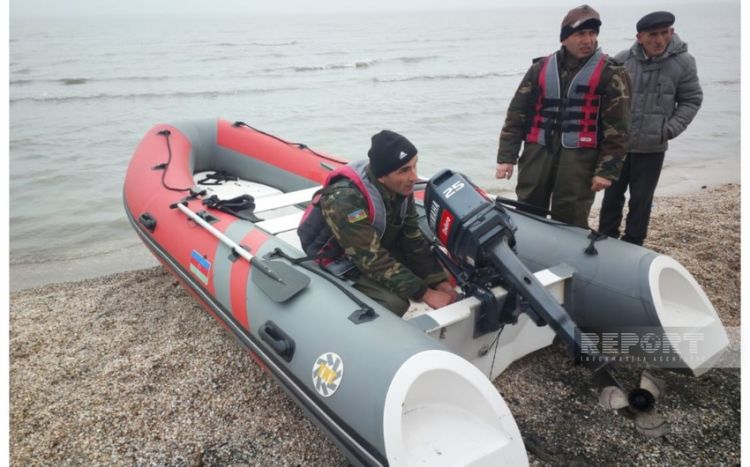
9, 2, 740, 290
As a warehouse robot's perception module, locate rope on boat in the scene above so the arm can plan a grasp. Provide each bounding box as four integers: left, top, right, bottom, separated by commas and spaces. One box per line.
156, 129, 193, 193
232, 121, 347, 166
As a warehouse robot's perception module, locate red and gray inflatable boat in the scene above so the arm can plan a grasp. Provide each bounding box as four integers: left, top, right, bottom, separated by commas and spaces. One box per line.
124, 118, 729, 466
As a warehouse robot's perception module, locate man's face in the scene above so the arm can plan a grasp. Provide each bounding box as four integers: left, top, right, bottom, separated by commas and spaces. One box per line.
637, 27, 674, 58
378, 155, 419, 196
562, 29, 598, 59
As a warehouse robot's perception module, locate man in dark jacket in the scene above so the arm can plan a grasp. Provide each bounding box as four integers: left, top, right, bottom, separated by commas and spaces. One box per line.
298, 130, 456, 316
495, 4, 631, 228
598, 11, 703, 245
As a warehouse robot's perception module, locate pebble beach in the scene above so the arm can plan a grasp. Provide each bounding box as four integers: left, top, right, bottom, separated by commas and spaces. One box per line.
10, 184, 740, 466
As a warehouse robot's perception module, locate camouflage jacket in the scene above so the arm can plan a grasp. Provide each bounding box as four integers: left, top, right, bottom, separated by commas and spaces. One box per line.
497, 47, 632, 180
318, 167, 447, 301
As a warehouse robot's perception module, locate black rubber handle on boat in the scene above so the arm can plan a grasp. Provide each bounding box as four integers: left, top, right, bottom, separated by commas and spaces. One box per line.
138, 212, 157, 232
259, 321, 295, 362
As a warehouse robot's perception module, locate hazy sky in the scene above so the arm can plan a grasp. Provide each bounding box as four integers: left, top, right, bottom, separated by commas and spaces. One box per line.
9, 0, 701, 18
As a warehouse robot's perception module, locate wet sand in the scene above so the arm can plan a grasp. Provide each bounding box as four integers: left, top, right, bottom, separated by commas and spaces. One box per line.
10, 184, 740, 466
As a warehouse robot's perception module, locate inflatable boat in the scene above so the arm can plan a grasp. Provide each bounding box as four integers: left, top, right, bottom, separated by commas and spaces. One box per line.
123, 118, 729, 466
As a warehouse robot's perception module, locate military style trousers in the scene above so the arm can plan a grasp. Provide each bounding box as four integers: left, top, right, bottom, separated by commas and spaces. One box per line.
350, 268, 447, 317
352, 275, 410, 317
516, 144, 599, 228
598, 152, 665, 246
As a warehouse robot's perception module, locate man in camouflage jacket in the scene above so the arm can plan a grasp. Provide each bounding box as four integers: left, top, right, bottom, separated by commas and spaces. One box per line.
317, 131, 456, 316
495, 4, 631, 228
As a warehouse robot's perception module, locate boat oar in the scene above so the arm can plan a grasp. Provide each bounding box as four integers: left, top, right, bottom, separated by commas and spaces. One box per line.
174, 202, 310, 302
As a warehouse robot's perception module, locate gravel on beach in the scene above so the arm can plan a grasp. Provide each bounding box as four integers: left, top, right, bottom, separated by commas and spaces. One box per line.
10, 184, 740, 466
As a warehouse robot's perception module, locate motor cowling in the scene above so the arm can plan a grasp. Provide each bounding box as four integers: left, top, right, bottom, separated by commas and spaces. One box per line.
424, 169, 586, 361
424, 169, 516, 269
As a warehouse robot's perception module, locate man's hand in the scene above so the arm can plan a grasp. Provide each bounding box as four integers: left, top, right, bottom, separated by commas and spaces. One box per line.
495, 163, 514, 180
591, 176, 612, 192
422, 288, 454, 309
433, 280, 458, 303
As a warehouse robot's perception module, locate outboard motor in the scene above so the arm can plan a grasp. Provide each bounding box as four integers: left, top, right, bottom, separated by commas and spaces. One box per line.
423, 169, 714, 437
424, 169, 585, 361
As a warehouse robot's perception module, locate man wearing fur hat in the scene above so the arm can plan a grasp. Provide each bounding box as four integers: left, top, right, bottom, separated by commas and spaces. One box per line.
495, 4, 631, 228
298, 130, 456, 316
598, 11, 702, 245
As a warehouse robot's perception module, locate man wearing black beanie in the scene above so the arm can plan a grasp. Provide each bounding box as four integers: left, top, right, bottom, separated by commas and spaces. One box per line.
495, 5, 632, 228
298, 130, 456, 316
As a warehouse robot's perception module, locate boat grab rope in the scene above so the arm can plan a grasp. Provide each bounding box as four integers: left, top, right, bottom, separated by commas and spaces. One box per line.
493, 197, 609, 255
154, 129, 193, 193
494, 196, 552, 218
232, 121, 346, 166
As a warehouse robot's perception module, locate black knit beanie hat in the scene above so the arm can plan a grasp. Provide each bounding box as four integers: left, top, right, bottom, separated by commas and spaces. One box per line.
560, 4, 601, 42
367, 130, 417, 178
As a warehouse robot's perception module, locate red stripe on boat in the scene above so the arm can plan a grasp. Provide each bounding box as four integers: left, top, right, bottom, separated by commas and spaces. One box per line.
216, 119, 345, 185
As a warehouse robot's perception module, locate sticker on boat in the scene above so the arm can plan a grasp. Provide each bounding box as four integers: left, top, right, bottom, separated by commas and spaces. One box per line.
190, 250, 211, 285
313, 352, 343, 397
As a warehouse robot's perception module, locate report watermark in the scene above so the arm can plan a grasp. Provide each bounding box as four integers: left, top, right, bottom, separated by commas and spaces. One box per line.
574, 326, 740, 369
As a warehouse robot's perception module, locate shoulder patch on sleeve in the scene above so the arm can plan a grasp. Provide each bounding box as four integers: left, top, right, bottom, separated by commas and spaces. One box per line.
346, 208, 368, 223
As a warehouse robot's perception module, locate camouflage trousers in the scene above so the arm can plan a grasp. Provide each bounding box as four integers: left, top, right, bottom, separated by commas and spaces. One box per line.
349, 268, 448, 317
516, 143, 599, 228
352, 274, 410, 317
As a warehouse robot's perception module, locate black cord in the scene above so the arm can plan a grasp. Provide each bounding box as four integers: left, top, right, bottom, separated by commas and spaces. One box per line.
488, 325, 505, 379
232, 121, 346, 166
156, 129, 192, 193
494, 196, 551, 217
494, 197, 593, 232
492, 199, 609, 255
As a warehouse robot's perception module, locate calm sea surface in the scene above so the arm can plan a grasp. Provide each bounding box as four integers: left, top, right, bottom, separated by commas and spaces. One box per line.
9, 3, 740, 289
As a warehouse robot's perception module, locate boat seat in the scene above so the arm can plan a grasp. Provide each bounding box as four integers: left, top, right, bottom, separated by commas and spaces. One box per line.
194, 171, 319, 212
255, 211, 306, 235
193, 172, 318, 235
403, 298, 471, 331
194, 171, 284, 200
276, 229, 304, 251
254, 187, 320, 213
403, 266, 571, 333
